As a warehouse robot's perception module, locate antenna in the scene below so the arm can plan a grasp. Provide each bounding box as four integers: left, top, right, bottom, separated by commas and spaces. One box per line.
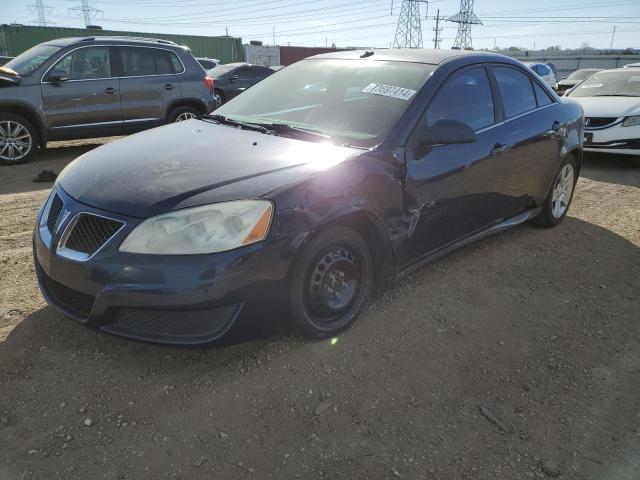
447, 0, 482, 50
28, 0, 53, 26
392, 0, 429, 49
69, 0, 103, 28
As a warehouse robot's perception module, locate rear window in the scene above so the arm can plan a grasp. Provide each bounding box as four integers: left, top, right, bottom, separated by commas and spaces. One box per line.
120, 47, 181, 76
4, 44, 61, 76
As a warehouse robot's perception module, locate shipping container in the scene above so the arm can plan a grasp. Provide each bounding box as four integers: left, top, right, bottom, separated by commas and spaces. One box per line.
279, 46, 345, 66
243, 44, 280, 66
0, 25, 244, 63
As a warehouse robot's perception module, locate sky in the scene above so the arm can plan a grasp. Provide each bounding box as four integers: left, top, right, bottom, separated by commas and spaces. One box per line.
2, 0, 639, 51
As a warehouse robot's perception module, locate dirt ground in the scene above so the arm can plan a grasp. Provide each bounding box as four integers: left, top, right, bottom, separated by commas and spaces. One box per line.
0, 139, 638, 480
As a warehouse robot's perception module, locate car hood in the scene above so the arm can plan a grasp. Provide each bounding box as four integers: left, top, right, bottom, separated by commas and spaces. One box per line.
59, 119, 361, 218
568, 96, 640, 117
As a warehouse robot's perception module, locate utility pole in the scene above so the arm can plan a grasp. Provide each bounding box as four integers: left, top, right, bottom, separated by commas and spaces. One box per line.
69, 0, 102, 27
433, 9, 443, 49
610, 25, 617, 50
392, 0, 429, 48
28, 0, 53, 26
272, 27, 276, 45
447, 0, 482, 50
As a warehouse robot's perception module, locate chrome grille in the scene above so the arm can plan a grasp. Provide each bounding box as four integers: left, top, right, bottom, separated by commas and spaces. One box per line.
64, 214, 124, 256
47, 193, 63, 233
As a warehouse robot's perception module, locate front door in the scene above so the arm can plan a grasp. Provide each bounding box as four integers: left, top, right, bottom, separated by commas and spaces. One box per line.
42, 46, 122, 134
402, 66, 514, 266
117, 46, 184, 126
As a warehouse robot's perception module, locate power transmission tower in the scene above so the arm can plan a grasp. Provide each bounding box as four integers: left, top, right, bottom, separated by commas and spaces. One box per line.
392, 0, 428, 49
28, 0, 53, 26
447, 0, 482, 50
69, 0, 103, 27
433, 9, 443, 49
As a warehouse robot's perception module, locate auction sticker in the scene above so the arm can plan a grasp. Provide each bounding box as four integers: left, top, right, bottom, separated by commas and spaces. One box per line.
362, 83, 416, 100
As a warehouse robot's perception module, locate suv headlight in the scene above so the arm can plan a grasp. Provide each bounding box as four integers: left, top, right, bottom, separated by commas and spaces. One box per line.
119, 200, 273, 254
621, 115, 640, 127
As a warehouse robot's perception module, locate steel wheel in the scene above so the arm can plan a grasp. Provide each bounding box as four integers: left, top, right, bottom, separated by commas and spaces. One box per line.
175, 112, 197, 122
0, 120, 33, 163
213, 91, 223, 108
551, 163, 575, 219
303, 245, 364, 328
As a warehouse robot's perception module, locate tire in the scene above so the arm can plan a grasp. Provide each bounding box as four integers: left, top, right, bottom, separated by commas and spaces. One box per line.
168, 106, 201, 123
287, 226, 374, 338
0, 113, 39, 165
213, 89, 224, 108
532, 154, 578, 228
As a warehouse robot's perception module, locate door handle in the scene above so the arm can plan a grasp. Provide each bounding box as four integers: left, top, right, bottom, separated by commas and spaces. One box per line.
164, 83, 175, 90
104, 87, 117, 94
490, 143, 511, 156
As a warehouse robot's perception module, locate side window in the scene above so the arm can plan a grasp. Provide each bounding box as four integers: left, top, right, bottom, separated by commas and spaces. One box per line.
254, 66, 273, 78
426, 67, 495, 131
170, 54, 184, 73
538, 64, 550, 76
493, 67, 537, 118
120, 47, 178, 76
235, 67, 257, 79
54, 47, 112, 80
533, 81, 554, 107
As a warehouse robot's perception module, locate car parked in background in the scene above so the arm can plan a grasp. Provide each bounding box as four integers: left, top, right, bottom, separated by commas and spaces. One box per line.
0, 36, 216, 164
207, 62, 275, 106
197, 57, 220, 70
555, 68, 602, 95
33, 49, 583, 345
566, 68, 640, 156
623, 63, 640, 69
524, 62, 557, 88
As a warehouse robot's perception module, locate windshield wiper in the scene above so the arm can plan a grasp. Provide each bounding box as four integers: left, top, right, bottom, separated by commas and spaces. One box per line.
591, 94, 640, 97
204, 114, 271, 134
260, 122, 331, 140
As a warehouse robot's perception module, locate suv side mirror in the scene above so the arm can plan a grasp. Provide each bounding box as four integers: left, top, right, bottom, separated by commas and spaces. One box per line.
422, 119, 476, 146
45, 69, 70, 83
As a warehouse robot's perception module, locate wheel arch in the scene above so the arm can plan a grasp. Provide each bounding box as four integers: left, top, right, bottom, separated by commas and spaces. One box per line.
165, 98, 208, 120
0, 103, 47, 146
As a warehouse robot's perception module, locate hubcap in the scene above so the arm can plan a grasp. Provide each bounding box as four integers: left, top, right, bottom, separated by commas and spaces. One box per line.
305, 246, 362, 323
0, 120, 32, 162
213, 93, 223, 107
175, 112, 197, 122
551, 163, 575, 219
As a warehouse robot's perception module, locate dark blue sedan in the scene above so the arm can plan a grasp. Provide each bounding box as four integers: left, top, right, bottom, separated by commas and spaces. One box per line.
34, 49, 583, 345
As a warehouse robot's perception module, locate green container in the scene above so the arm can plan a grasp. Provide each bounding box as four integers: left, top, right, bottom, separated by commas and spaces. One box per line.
0, 25, 244, 63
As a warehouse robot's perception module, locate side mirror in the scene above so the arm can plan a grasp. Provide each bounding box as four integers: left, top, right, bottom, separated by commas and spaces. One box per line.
45, 69, 69, 83
422, 119, 476, 146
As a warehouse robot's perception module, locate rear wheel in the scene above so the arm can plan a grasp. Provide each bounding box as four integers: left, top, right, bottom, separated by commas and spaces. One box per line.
213, 89, 224, 108
169, 106, 200, 123
0, 114, 39, 165
533, 154, 577, 228
288, 226, 373, 338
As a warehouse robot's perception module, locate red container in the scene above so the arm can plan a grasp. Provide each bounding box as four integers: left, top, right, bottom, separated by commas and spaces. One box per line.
279, 46, 346, 66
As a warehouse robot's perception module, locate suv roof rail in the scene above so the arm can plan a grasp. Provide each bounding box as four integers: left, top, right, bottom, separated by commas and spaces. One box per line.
74, 36, 178, 45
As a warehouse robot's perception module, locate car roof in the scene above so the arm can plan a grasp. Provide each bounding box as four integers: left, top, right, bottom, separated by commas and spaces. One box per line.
42, 36, 181, 48
307, 48, 509, 65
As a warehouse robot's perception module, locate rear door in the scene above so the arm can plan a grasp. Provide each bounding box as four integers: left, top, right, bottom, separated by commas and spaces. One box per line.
117, 46, 183, 125
41, 46, 123, 132
489, 65, 564, 209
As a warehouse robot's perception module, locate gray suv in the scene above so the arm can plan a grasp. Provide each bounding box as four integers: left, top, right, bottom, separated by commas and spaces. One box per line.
0, 36, 216, 164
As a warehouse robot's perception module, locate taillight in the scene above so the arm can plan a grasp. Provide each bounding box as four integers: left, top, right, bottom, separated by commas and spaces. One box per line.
204, 76, 214, 92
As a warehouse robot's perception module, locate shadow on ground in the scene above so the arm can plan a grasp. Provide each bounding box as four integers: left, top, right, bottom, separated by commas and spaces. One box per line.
581, 152, 640, 187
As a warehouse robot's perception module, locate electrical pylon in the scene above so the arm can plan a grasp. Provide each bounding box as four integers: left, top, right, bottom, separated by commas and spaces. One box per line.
392, 0, 429, 49
447, 0, 482, 50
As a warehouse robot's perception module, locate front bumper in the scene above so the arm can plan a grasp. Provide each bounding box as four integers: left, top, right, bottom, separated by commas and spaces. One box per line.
584, 121, 640, 156
33, 187, 308, 345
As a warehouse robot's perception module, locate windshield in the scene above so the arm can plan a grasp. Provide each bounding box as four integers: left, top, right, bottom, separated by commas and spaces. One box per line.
213, 59, 434, 148
567, 70, 640, 97
4, 44, 62, 77
567, 69, 600, 81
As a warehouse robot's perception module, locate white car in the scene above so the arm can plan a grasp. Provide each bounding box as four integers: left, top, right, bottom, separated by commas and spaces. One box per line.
524, 62, 557, 88
623, 63, 640, 68
565, 68, 640, 156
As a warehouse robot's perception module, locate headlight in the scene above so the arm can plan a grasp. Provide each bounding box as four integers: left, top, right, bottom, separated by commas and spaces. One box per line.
621, 115, 640, 127
119, 200, 273, 254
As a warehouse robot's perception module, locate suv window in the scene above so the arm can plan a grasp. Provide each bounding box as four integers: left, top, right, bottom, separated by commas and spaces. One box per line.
493, 67, 537, 118
120, 47, 179, 76
54, 47, 113, 80
533, 81, 554, 107
426, 67, 495, 131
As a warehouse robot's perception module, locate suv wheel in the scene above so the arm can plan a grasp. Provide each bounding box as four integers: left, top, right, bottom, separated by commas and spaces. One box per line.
0, 114, 39, 165
169, 106, 200, 123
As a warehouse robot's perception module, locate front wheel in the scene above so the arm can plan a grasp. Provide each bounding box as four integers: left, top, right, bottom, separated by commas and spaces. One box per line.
287, 226, 373, 338
0, 114, 39, 165
532, 154, 578, 228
